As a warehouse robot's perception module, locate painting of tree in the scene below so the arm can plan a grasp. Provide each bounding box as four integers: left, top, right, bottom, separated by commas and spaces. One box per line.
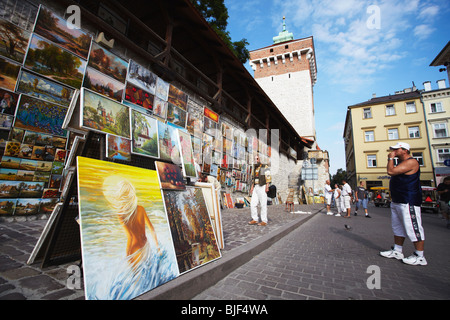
0, 18, 31, 63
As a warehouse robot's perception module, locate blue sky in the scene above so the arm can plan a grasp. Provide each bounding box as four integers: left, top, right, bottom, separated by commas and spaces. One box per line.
224, 0, 450, 175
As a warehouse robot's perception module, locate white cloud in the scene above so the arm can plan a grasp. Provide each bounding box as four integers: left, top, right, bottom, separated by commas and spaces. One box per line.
413, 24, 435, 40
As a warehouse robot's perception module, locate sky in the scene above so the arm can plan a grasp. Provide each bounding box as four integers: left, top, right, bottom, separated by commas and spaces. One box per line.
224, 0, 450, 175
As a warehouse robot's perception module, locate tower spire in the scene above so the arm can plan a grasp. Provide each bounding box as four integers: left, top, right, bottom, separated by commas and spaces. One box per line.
273, 16, 294, 44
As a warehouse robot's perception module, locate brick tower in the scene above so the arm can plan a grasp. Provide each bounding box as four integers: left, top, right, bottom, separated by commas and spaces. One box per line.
249, 18, 317, 142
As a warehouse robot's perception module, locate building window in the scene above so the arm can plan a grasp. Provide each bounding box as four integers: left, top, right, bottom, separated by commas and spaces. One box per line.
405, 101, 416, 113
363, 108, 372, 119
408, 126, 420, 138
388, 128, 399, 140
365, 130, 374, 142
367, 155, 377, 167
433, 123, 448, 138
437, 148, 450, 162
412, 152, 424, 166
386, 104, 395, 116
430, 102, 443, 113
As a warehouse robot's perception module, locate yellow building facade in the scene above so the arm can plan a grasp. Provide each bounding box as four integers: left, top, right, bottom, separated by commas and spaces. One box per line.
344, 89, 434, 190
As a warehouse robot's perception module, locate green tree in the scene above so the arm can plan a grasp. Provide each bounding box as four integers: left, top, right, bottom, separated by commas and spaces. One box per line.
331, 168, 347, 187
191, 0, 250, 64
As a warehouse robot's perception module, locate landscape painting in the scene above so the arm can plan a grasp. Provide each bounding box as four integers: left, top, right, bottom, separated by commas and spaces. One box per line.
126, 60, 157, 94
24, 33, 87, 88
0, 56, 20, 91
33, 6, 92, 59
82, 67, 125, 102
77, 156, 179, 300
166, 103, 186, 128
0, 198, 17, 215
155, 161, 185, 190
131, 109, 159, 158
124, 82, 154, 112
0, 180, 21, 198
0, 18, 31, 63
16, 70, 74, 107
15, 198, 40, 215
81, 88, 130, 139
168, 85, 188, 111
177, 129, 196, 178
88, 41, 128, 83
14, 95, 68, 137
162, 187, 221, 274
106, 134, 131, 161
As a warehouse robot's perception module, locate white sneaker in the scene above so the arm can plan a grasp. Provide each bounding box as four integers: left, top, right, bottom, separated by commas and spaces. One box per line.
335, 213, 341, 216
327, 212, 333, 215
402, 253, 427, 266
380, 248, 404, 260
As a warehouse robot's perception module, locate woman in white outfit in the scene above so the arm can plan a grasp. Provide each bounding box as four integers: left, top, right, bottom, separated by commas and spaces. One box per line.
333, 184, 342, 216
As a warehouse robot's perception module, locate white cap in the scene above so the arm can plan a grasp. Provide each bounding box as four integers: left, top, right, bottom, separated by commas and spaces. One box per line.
390, 142, 410, 150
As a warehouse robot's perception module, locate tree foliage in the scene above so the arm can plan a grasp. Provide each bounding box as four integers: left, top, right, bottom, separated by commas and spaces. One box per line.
191, 0, 250, 64
331, 168, 347, 187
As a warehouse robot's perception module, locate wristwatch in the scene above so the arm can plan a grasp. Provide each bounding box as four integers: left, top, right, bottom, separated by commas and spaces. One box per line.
388, 158, 394, 161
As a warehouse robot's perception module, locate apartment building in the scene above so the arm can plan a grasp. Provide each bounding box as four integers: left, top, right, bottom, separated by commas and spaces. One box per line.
344, 88, 434, 189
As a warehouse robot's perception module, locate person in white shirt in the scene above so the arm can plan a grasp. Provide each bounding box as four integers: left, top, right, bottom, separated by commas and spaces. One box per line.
324, 180, 334, 215
333, 183, 342, 217
341, 179, 353, 218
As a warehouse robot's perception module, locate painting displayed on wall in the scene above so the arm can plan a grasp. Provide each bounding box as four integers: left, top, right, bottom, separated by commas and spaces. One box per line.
124, 82, 153, 112
0, 114, 13, 130
131, 109, 159, 158
33, 6, 92, 59
155, 77, 169, 101
157, 121, 180, 163
177, 129, 196, 178
15, 198, 40, 215
162, 186, 221, 274
77, 156, 179, 300
0, 88, 18, 115
82, 67, 124, 102
166, 103, 186, 128
81, 88, 130, 139
186, 100, 203, 137
168, 84, 188, 111
16, 70, 74, 107
106, 134, 131, 161
126, 60, 157, 94
88, 41, 128, 83
155, 161, 185, 190
24, 34, 87, 89
0, 18, 31, 63
153, 96, 167, 119
0, 56, 20, 91
0, 198, 17, 215
14, 95, 68, 137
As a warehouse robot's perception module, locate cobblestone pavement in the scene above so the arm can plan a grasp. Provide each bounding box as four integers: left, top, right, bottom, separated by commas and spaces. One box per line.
193, 204, 450, 300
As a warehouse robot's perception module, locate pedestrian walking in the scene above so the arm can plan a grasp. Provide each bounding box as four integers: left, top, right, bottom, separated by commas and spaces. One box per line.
333, 183, 342, 216
341, 179, 352, 218
324, 180, 334, 215
380, 142, 427, 266
248, 155, 271, 226
436, 176, 450, 229
355, 181, 371, 218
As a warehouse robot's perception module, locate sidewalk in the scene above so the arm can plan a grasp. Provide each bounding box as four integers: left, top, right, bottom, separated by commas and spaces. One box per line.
0, 203, 324, 300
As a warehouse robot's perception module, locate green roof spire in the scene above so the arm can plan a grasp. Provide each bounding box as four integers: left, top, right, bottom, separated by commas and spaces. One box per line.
273, 16, 294, 44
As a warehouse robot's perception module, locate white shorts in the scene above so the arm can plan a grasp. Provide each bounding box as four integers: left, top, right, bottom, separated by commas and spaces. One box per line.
390, 202, 425, 242
343, 195, 351, 209
325, 196, 332, 205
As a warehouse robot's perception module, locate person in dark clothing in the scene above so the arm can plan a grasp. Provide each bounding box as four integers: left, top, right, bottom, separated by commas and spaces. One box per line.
436, 176, 450, 229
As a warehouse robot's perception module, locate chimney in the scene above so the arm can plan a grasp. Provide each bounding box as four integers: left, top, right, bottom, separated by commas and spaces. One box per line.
437, 79, 446, 89
423, 81, 432, 91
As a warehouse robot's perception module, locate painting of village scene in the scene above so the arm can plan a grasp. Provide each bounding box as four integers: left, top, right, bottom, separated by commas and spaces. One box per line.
162, 187, 221, 274
24, 34, 87, 89
88, 42, 128, 83
33, 6, 92, 59
15, 198, 40, 215
0, 18, 31, 63
82, 67, 124, 102
157, 121, 180, 163
106, 134, 131, 161
168, 85, 188, 111
14, 95, 68, 137
81, 88, 130, 139
77, 156, 179, 300
131, 109, 158, 158
0, 198, 17, 215
126, 60, 157, 94
16, 70, 74, 107
0, 56, 20, 91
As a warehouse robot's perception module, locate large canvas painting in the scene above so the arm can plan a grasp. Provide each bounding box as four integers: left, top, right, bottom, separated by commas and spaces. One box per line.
14, 95, 68, 137
0, 18, 31, 63
88, 41, 128, 83
33, 6, 92, 59
16, 70, 74, 107
81, 88, 130, 139
162, 187, 221, 274
177, 129, 196, 178
131, 109, 159, 158
24, 34, 87, 88
77, 156, 179, 300
126, 60, 157, 94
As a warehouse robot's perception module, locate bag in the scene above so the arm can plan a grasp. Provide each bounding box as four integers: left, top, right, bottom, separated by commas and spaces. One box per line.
267, 185, 277, 198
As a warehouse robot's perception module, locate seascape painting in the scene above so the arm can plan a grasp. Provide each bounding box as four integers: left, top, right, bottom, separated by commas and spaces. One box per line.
33, 6, 92, 59
131, 109, 159, 158
162, 187, 221, 274
14, 95, 68, 137
16, 70, 74, 107
77, 157, 179, 300
88, 42, 128, 83
126, 60, 157, 94
81, 88, 130, 139
0, 18, 31, 63
24, 34, 87, 89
